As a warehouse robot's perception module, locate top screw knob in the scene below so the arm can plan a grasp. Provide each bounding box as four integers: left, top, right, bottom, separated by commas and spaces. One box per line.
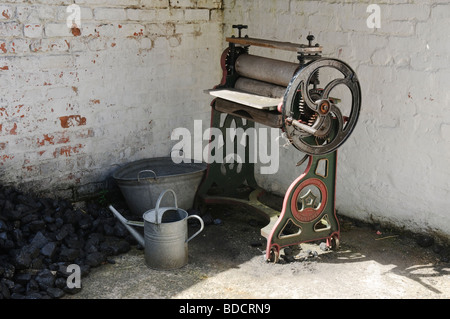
232, 24, 248, 38
307, 34, 315, 47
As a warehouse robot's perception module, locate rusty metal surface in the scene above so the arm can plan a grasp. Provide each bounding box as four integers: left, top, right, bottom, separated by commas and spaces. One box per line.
226, 37, 323, 53
234, 77, 286, 98
282, 58, 361, 155
235, 54, 299, 87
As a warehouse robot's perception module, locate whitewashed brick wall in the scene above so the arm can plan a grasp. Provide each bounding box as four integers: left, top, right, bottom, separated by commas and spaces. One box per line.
223, 0, 450, 238
0, 0, 223, 199
2, 0, 450, 239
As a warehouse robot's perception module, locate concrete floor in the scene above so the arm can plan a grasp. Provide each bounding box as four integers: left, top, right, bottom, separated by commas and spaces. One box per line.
64, 203, 450, 300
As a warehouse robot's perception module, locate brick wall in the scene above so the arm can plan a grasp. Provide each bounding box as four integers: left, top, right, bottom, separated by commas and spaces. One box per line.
2, 0, 450, 238
223, 0, 450, 238
0, 0, 223, 199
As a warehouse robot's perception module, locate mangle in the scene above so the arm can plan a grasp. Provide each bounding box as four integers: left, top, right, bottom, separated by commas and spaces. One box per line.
195, 25, 361, 263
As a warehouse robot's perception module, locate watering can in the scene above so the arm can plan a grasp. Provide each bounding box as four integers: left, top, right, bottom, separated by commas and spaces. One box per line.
109, 189, 204, 270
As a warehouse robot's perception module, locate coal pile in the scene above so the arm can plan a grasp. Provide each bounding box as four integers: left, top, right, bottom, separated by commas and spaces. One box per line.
0, 185, 135, 299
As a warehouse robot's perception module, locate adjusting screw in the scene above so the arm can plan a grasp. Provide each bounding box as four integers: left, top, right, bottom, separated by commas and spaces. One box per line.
307, 34, 315, 47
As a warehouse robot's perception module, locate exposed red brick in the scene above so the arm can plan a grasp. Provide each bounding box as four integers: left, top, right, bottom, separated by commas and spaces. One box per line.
0, 66, 8, 70
75, 128, 94, 139
53, 144, 84, 158
9, 123, 17, 135
56, 134, 70, 144
2, 10, 10, 19
71, 27, 81, 37
0, 43, 6, 53
59, 115, 87, 128
66, 173, 81, 183
90, 99, 100, 104
133, 29, 144, 37
0, 107, 8, 117
0, 154, 14, 164
37, 134, 54, 146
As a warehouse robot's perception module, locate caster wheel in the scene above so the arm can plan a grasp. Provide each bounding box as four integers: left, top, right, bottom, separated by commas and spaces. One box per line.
267, 247, 280, 263
330, 235, 340, 250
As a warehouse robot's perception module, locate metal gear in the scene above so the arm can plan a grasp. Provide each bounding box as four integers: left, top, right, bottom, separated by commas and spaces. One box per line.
282, 58, 361, 155
295, 88, 334, 140
225, 46, 247, 75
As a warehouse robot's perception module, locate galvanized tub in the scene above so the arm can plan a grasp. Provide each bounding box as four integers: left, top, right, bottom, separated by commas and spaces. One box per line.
143, 189, 204, 270
113, 157, 206, 217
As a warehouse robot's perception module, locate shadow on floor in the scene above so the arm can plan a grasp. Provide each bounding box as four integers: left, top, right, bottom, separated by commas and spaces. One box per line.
67, 196, 450, 299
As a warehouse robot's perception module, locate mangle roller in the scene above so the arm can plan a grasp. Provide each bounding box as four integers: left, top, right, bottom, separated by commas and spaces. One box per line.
196, 25, 361, 263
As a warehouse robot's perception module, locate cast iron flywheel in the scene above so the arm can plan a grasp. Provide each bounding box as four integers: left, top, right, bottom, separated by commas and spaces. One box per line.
282, 58, 361, 155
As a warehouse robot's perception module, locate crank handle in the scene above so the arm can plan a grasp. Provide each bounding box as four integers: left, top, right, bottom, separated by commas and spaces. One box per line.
285, 117, 317, 136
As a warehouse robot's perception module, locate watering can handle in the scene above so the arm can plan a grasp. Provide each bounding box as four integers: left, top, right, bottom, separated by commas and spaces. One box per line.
186, 215, 204, 243
137, 170, 158, 182
155, 189, 178, 224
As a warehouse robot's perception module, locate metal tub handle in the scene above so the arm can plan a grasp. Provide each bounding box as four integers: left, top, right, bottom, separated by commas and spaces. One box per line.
137, 169, 158, 182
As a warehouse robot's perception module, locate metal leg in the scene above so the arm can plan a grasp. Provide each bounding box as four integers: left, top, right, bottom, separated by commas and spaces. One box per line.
263, 152, 339, 261
195, 106, 258, 201
195, 107, 340, 263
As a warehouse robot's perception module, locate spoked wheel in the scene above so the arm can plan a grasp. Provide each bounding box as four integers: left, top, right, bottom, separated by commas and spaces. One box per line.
282, 58, 361, 155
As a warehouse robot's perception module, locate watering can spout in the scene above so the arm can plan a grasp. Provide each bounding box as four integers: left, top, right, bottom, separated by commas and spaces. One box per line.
109, 205, 145, 247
